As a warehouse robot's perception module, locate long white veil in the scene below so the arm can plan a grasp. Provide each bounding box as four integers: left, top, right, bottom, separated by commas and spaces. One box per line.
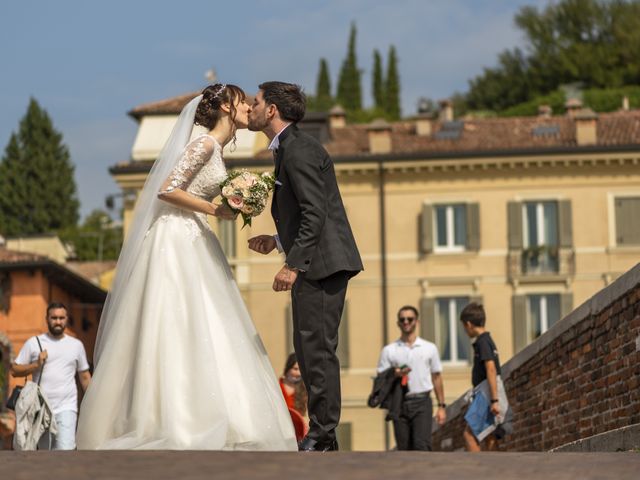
94, 94, 203, 364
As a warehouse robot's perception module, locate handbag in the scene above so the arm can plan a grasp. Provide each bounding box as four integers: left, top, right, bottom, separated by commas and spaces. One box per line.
5, 336, 45, 410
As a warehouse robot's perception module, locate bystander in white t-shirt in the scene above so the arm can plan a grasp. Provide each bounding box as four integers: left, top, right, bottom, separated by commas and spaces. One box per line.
15, 333, 90, 415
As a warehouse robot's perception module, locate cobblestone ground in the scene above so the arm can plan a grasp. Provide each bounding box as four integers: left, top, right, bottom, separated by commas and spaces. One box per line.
1, 451, 639, 480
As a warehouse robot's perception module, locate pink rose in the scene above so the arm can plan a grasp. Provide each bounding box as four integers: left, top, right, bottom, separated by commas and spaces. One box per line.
228, 195, 244, 209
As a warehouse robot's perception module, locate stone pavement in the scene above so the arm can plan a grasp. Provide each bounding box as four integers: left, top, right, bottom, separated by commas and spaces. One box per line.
1, 451, 639, 480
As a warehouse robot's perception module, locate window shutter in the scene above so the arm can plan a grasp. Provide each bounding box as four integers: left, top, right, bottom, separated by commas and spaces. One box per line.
419, 204, 433, 254
560, 293, 573, 320
507, 201, 523, 249
615, 197, 640, 246
558, 200, 573, 248
285, 302, 294, 356
420, 297, 437, 343
218, 219, 237, 258
470, 296, 483, 307
337, 300, 350, 369
512, 295, 527, 354
336, 422, 352, 451
466, 203, 480, 251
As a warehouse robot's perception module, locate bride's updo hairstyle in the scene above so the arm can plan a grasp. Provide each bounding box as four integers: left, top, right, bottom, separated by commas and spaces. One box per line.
194, 83, 246, 130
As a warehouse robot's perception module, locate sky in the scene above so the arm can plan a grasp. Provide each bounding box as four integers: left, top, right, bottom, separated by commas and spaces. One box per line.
0, 0, 550, 220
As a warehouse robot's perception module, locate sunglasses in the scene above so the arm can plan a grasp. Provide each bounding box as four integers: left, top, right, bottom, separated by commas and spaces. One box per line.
398, 317, 416, 323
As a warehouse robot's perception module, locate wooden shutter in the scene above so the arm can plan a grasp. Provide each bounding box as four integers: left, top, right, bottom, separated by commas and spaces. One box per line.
512, 295, 527, 354
561, 293, 573, 320
285, 302, 294, 356
466, 203, 480, 251
419, 204, 433, 254
420, 297, 437, 343
558, 200, 573, 248
507, 201, 523, 249
337, 300, 350, 369
615, 197, 640, 246
336, 422, 352, 451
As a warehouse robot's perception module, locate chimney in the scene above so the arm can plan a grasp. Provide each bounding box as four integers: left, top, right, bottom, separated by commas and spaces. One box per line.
622, 96, 630, 111
328, 105, 346, 129
565, 98, 583, 117
574, 108, 598, 146
415, 112, 433, 136
367, 118, 392, 154
438, 99, 454, 123
538, 104, 553, 118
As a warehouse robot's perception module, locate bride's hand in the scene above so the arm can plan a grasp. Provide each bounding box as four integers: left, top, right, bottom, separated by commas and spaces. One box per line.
213, 202, 237, 220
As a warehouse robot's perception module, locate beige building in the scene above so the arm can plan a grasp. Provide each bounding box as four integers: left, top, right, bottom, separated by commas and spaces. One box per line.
110, 93, 640, 450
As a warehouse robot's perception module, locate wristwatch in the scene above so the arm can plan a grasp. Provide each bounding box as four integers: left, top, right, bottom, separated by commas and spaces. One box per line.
438, 403, 446, 408
490, 399, 499, 404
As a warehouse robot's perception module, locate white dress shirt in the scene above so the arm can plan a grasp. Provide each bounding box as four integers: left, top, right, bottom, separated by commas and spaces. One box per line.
377, 337, 443, 395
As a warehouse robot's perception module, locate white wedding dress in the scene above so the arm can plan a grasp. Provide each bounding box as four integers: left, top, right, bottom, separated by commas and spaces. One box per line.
76, 133, 297, 450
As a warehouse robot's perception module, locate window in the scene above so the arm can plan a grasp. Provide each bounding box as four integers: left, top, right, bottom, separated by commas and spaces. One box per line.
615, 197, 640, 246
434, 204, 467, 251
435, 297, 470, 363
526, 294, 561, 341
522, 201, 559, 272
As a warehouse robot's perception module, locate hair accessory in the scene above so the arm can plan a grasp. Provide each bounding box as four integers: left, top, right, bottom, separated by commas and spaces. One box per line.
211, 83, 227, 99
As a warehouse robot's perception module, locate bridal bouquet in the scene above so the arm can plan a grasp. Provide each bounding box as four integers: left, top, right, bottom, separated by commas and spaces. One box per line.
220, 169, 276, 227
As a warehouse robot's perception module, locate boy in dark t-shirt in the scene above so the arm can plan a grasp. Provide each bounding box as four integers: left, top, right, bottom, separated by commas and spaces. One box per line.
460, 302, 502, 451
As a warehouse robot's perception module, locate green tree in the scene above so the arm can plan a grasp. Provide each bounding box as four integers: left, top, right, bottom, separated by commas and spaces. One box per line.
337, 22, 363, 112
465, 0, 640, 112
0, 98, 79, 236
385, 45, 401, 120
372, 49, 385, 110
314, 58, 333, 112
59, 209, 122, 261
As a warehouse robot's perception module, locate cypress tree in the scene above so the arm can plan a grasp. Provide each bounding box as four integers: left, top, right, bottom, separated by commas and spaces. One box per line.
385, 45, 401, 120
315, 58, 333, 112
337, 22, 362, 112
0, 98, 79, 236
372, 49, 385, 110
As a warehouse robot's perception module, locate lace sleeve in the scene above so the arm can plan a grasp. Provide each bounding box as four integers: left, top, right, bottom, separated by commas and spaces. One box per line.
159, 135, 215, 194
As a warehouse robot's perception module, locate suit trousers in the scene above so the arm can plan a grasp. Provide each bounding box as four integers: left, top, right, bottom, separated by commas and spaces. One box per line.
291, 270, 349, 444
392, 394, 433, 451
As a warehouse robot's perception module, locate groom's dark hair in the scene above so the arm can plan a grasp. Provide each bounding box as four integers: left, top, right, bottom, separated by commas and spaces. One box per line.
259, 81, 306, 123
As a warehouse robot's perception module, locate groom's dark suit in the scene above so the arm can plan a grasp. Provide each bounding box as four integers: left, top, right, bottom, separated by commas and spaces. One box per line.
272, 124, 363, 446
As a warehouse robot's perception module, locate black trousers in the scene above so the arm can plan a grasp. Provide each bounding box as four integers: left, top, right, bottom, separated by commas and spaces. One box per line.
291, 270, 349, 444
392, 394, 433, 451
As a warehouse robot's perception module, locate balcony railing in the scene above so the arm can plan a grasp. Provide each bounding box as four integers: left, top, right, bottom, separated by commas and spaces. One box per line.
508, 246, 574, 281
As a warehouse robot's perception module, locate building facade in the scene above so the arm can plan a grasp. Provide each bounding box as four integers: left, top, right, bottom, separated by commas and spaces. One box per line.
110, 92, 640, 450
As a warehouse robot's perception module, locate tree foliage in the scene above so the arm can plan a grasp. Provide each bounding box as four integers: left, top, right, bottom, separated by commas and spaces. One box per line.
0, 98, 79, 236
337, 22, 363, 112
385, 46, 401, 120
372, 49, 385, 110
466, 0, 640, 111
59, 209, 122, 261
314, 58, 333, 112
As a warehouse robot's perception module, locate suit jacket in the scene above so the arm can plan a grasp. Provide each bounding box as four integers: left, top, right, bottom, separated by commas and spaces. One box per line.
271, 124, 363, 280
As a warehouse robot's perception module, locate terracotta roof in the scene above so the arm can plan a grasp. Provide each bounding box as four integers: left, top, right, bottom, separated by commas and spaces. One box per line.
0, 247, 48, 264
123, 91, 640, 164
66, 261, 116, 285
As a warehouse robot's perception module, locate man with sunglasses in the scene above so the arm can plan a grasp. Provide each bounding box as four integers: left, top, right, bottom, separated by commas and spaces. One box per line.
376, 305, 446, 450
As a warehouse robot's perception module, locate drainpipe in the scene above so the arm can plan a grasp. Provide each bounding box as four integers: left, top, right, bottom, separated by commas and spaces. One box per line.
378, 158, 390, 450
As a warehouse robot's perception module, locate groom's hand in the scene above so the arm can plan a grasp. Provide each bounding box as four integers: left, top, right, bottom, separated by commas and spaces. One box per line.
248, 235, 277, 255
273, 265, 298, 292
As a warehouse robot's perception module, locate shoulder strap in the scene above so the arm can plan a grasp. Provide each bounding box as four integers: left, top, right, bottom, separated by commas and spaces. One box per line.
34, 335, 45, 386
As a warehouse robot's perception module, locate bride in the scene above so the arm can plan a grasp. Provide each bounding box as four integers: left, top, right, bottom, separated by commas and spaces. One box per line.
76, 84, 297, 450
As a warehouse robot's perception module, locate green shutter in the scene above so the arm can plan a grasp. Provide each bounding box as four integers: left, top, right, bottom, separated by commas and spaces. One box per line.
466, 203, 480, 251
507, 201, 523, 249
561, 293, 573, 320
218, 219, 237, 258
285, 302, 294, 356
336, 422, 352, 451
337, 300, 350, 369
558, 200, 573, 248
420, 297, 437, 343
512, 295, 527, 354
419, 204, 433, 254
615, 197, 640, 246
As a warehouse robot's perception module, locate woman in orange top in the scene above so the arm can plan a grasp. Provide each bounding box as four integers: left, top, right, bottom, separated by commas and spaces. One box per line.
279, 353, 308, 440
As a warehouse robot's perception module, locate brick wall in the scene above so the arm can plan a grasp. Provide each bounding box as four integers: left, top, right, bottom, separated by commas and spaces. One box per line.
432, 263, 640, 451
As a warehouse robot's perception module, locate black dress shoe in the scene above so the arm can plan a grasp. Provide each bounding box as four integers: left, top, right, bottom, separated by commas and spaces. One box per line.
298, 436, 339, 452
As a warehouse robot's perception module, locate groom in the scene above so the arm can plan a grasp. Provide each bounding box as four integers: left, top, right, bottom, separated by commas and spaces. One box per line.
248, 81, 363, 451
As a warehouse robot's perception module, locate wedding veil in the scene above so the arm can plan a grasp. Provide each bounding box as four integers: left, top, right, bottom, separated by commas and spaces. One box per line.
94, 94, 203, 364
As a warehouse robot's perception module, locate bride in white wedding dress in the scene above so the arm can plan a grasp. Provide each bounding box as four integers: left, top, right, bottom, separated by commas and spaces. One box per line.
76, 84, 297, 450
